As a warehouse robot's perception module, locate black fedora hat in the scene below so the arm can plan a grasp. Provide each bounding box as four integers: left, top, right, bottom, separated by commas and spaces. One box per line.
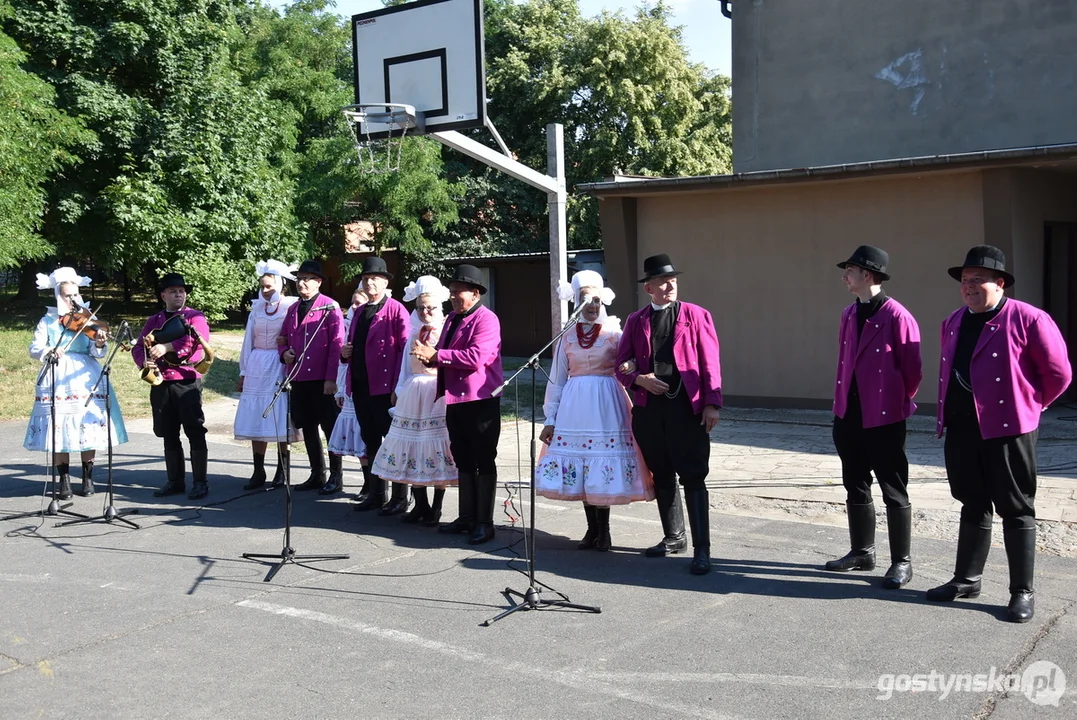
295, 259, 328, 283
638, 254, 683, 283
837, 245, 891, 282
358, 255, 393, 280
157, 272, 193, 294
449, 264, 487, 295
948, 245, 1015, 287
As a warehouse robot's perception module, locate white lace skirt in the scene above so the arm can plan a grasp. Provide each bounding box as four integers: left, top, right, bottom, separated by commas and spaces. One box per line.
24, 352, 129, 453
371, 374, 457, 485
329, 395, 366, 458
534, 374, 653, 505
234, 347, 300, 442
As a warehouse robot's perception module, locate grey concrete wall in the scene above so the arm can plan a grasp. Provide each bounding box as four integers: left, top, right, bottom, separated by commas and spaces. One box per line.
732, 0, 1077, 173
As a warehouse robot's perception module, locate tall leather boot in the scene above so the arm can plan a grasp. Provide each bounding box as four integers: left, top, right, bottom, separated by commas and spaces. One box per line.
353, 472, 386, 511
295, 432, 326, 491
319, 453, 344, 495
825, 502, 876, 571
402, 487, 431, 523
439, 472, 476, 533
579, 505, 598, 549
594, 506, 612, 552
155, 446, 186, 497
244, 453, 267, 490
468, 473, 497, 545
1003, 525, 1036, 623
425, 488, 446, 527
644, 478, 687, 557
188, 443, 209, 500
926, 522, 992, 601
380, 482, 411, 516
56, 462, 73, 500
79, 460, 95, 497
881, 505, 913, 589
684, 488, 712, 575
271, 449, 289, 488
353, 464, 372, 502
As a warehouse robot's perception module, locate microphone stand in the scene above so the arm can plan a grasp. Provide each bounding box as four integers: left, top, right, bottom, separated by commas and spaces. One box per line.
58, 322, 140, 528
242, 301, 350, 582
5, 320, 88, 522
482, 299, 602, 626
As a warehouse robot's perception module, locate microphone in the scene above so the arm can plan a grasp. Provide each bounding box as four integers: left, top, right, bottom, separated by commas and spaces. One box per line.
310, 304, 338, 313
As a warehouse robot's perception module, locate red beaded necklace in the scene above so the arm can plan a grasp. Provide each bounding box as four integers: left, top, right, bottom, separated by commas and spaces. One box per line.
576, 322, 601, 349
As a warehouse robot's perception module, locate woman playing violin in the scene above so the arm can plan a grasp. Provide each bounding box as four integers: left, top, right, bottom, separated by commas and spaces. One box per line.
24, 268, 129, 500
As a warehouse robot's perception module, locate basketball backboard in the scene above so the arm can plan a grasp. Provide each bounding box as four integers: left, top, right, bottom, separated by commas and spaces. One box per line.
352, 0, 486, 140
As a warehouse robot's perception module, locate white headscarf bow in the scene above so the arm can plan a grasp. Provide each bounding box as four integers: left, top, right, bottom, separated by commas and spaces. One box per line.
556, 270, 618, 330
255, 259, 298, 303
37, 267, 91, 314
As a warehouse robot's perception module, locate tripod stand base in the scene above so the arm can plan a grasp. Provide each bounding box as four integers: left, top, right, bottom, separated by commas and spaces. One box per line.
56, 506, 140, 529
243, 548, 350, 583
2, 499, 87, 523
482, 585, 602, 626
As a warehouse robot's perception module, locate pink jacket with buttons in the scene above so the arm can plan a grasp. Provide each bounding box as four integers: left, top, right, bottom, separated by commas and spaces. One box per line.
833, 297, 922, 428
937, 298, 1071, 439
342, 297, 410, 397
433, 304, 504, 404
277, 294, 344, 382
615, 301, 723, 414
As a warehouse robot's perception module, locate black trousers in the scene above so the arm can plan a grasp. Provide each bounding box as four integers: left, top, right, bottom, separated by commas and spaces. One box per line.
445, 397, 500, 475
151, 379, 207, 454
290, 380, 339, 470
832, 411, 910, 508
356, 391, 393, 467
631, 391, 710, 490
944, 425, 1037, 530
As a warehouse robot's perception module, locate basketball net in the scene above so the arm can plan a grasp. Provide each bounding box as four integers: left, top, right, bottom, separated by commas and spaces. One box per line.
342, 103, 419, 175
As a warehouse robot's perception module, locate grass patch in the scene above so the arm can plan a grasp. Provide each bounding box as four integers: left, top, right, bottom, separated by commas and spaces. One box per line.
498, 356, 553, 423
0, 293, 243, 422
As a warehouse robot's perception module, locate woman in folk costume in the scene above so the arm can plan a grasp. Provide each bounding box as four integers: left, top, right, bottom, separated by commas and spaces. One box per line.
536, 270, 654, 550
324, 286, 369, 497
235, 260, 300, 490
371, 275, 457, 525
24, 267, 129, 499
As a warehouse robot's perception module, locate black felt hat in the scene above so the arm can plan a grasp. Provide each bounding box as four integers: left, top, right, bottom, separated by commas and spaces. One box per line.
449, 264, 487, 295
948, 245, 1015, 287
837, 245, 891, 282
638, 254, 683, 283
295, 259, 328, 283
157, 272, 193, 294
358, 255, 393, 280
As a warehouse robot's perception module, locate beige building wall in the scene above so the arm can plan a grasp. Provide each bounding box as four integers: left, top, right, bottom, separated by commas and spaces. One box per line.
622, 171, 990, 406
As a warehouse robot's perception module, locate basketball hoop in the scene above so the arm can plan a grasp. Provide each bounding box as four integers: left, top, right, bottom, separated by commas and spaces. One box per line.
342, 103, 422, 174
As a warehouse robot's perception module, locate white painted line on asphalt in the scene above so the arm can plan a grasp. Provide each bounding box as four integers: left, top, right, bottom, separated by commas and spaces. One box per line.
237, 599, 743, 719
588, 670, 875, 690
0, 573, 51, 583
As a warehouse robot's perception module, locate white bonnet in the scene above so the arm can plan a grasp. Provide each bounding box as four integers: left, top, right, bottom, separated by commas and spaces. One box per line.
403, 275, 450, 305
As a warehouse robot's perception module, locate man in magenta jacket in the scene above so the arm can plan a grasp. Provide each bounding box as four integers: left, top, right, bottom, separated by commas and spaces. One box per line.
616, 254, 722, 575
826, 245, 922, 589
342, 256, 411, 510
278, 260, 345, 492
413, 264, 504, 545
927, 245, 1071, 623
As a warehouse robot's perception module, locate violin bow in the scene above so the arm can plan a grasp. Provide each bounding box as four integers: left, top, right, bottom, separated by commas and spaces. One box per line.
59, 303, 104, 354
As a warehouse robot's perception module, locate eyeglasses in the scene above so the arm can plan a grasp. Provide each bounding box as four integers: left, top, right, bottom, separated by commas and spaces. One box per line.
960, 277, 997, 287
417, 306, 439, 313
296, 276, 319, 283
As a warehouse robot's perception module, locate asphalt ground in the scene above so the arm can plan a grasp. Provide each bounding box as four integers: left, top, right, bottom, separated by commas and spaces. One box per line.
2, 402, 1076, 719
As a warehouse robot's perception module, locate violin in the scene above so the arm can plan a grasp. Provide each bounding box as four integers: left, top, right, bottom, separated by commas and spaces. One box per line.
59, 306, 132, 350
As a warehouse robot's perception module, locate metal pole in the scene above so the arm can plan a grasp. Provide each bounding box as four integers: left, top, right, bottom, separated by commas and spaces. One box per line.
547, 123, 568, 337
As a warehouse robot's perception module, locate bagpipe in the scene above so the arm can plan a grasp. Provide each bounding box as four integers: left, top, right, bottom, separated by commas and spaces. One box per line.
140, 313, 215, 386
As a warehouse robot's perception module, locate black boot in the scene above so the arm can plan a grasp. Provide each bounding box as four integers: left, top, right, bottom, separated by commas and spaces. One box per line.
188, 443, 209, 500
319, 454, 344, 495
1003, 526, 1036, 623
155, 446, 186, 497
644, 479, 687, 557
825, 502, 876, 571
244, 453, 267, 490
579, 505, 599, 549
295, 433, 326, 491
684, 488, 712, 575
380, 482, 411, 516
271, 450, 289, 487
440, 473, 476, 533
926, 522, 992, 601
468, 473, 497, 545
56, 462, 73, 500
594, 506, 612, 552
424, 488, 446, 527
352, 465, 372, 502
79, 460, 95, 497
353, 472, 386, 511
402, 487, 431, 523
881, 505, 913, 589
